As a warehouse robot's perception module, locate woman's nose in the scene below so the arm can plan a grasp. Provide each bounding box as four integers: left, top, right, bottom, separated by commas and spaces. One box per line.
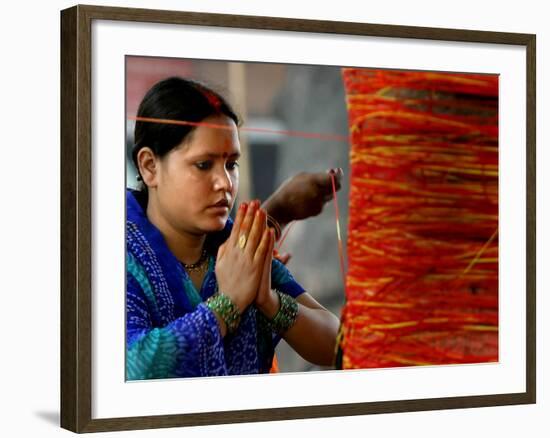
213, 167, 233, 192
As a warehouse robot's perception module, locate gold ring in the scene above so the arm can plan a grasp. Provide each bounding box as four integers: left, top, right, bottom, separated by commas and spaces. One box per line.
238, 234, 247, 249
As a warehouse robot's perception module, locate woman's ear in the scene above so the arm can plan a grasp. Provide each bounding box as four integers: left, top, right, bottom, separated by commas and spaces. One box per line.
137, 147, 159, 188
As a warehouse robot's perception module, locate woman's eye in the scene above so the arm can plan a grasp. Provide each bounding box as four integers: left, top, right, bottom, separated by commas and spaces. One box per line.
195, 161, 212, 170
227, 161, 239, 170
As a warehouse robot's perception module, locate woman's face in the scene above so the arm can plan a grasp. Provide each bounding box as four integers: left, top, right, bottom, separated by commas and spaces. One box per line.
153, 114, 240, 236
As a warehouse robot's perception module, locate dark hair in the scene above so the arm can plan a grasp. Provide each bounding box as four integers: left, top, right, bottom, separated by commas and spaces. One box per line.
132, 77, 240, 188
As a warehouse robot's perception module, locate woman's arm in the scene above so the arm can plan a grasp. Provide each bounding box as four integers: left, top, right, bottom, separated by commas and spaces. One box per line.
280, 293, 340, 367
255, 250, 340, 367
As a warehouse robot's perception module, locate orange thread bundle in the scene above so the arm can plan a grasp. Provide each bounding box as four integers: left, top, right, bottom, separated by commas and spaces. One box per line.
338, 69, 499, 368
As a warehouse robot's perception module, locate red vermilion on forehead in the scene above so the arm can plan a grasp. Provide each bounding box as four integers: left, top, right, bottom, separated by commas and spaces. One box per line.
204, 91, 221, 110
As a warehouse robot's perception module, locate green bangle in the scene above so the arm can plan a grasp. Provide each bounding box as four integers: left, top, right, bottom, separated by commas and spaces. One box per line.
206, 293, 241, 334
269, 290, 298, 335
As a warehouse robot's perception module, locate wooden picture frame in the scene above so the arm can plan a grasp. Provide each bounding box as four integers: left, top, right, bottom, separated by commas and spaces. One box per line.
60, 4, 536, 433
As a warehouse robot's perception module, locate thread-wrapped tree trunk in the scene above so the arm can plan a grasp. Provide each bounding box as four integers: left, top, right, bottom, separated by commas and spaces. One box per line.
337, 69, 499, 368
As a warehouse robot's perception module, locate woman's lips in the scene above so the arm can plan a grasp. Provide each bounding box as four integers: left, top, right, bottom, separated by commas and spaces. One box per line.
208, 200, 230, 214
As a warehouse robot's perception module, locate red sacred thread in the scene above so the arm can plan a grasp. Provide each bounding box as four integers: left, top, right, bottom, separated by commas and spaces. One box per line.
330, 172, 347, 288
338, 69, 499, 369
130, 116, 349, 143
277, 220, 295, 251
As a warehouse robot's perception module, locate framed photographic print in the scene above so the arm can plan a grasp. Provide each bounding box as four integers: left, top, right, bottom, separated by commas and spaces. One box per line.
60, 4, 536, 433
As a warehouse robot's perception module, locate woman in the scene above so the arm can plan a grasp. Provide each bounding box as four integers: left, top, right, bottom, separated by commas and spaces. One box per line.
127, 77, 341, 379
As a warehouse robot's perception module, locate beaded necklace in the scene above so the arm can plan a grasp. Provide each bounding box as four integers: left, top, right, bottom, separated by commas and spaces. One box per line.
180, 249, 209, 274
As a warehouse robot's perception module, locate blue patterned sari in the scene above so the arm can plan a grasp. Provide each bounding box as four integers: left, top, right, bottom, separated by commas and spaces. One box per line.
126, 189, 304, 380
